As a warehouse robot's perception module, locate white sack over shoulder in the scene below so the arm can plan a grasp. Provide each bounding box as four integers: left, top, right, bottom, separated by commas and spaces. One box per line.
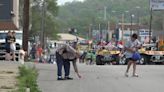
10, 43, 16, 51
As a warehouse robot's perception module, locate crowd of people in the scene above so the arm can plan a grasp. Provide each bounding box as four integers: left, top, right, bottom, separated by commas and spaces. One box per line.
30, 43, 56, 64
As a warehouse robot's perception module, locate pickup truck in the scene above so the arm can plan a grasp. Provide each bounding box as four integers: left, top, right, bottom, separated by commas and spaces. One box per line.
0, 30, 31, 60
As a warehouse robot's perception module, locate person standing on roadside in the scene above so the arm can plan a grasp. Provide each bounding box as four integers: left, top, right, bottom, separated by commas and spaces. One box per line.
54, 42, 56, 48
31, 43, 37, 59
37, 44, 41, 57
5, 31, 13, 61
10, 31, 16, 61
125, 34, 141, 77
56, 44, 83, 80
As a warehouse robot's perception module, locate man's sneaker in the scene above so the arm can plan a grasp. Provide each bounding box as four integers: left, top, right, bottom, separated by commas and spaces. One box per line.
125, 72, 128, 77
65, 77, 73, 80
57, 77, 66, 80
132, 73, 139, 77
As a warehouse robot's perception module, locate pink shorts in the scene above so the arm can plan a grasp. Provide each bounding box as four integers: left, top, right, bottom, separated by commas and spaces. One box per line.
35, 58, 39, 61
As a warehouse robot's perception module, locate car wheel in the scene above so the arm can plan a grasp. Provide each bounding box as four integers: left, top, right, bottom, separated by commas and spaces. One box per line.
140, 55, 147, 65
115, 55, 120, 65
96, 55, 104, 65
121, 56, 126, 65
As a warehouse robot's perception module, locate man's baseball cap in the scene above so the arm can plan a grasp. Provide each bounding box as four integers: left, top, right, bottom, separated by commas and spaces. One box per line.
77, 51, 84, 57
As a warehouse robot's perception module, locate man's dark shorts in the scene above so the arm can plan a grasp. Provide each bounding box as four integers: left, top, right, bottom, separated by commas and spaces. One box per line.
87, 58, 92, 60
6, 48, 10, 53
127, 58, 136, 61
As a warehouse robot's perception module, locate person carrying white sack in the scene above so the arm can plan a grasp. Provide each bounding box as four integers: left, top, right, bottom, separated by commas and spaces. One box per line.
10, 31, 17, 61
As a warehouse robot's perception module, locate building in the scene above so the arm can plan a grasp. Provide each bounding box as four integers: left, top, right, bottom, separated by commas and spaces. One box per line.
0, 0, 19, 30
50, 33, 85, 47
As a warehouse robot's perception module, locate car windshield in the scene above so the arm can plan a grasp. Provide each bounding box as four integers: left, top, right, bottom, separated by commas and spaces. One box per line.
0, 33, 22, 40
15, 33, 22, 40
0, 33, 8, 39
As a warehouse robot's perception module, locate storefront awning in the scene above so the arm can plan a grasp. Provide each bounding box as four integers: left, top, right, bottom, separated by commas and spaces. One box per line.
0, 21, 19, 31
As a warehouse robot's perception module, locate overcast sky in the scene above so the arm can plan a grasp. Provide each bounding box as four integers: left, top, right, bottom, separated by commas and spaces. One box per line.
57, 0, 84, 5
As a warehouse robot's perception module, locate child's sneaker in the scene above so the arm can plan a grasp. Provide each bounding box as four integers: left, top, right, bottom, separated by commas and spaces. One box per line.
132, 73, 139, 77
125, 72, 128, 77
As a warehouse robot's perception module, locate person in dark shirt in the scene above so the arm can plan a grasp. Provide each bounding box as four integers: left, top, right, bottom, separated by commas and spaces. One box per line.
54, 42, 56, 48
31, 43, 38, 59
11, 32, 16, 61
5, 31, 13, 61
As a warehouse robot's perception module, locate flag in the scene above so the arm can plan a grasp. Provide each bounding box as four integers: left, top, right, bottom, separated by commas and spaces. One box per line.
157, 37, 159, 42
107, 42, 113, 50
112, 42, 116, 45
158, 37, 164, 51
144, 37, 150, 43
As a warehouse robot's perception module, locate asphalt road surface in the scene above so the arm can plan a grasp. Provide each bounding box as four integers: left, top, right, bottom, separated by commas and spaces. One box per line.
36, 63, 164, 92
0, 61, 163, 92
0, 48, 164, 92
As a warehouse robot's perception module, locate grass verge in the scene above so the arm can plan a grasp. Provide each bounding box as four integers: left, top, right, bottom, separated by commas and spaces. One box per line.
29, 60, 35, 63
6, 71, 14, 74
1, 85, 14, 89
13, 65, 41, 92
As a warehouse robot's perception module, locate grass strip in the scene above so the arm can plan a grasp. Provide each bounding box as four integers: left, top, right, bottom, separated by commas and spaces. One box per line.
13, 65, 41, 92
1, 85, 14, 89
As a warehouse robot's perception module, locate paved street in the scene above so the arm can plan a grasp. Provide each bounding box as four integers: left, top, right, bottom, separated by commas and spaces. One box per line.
36, 64, 164, 92
0, 61, 164, 92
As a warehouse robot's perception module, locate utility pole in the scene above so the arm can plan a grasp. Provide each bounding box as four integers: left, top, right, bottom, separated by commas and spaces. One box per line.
131, 13, 132, 35
149, 8, 152, 44
104, 6, 108, 42
41, 0, 45, 49
99, 23, 101, 42
163, 11, 164, 39
106, 21, 109, 42
116, 16, 117, 33
122, 14, 124, 50
89, 27, 90, 40
138, 12, 140, 41
23, 0, 29, 61
104, 6, 106, 21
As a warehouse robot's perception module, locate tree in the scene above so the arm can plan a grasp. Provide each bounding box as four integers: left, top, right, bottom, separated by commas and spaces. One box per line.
19, 0, 60, 40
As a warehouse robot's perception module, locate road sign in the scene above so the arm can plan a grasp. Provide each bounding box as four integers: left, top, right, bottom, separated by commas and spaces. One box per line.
150, 0, 164, 10
139, 29, 153, 37
123, 30, 131, 39
102, 30, 106, 39
112, 33, 116, 38
86, 46, 91, 50
93, 30, 99, 36
78, 46, 82, 50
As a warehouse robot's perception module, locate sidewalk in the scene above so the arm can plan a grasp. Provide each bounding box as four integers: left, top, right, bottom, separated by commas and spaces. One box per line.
0, 65, 19, 92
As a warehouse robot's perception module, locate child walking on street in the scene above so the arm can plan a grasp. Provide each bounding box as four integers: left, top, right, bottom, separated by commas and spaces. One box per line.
86, 51, 92, 65
92, 52, 96, 65
125, 34, 141, 77
35, 51, 40, 63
